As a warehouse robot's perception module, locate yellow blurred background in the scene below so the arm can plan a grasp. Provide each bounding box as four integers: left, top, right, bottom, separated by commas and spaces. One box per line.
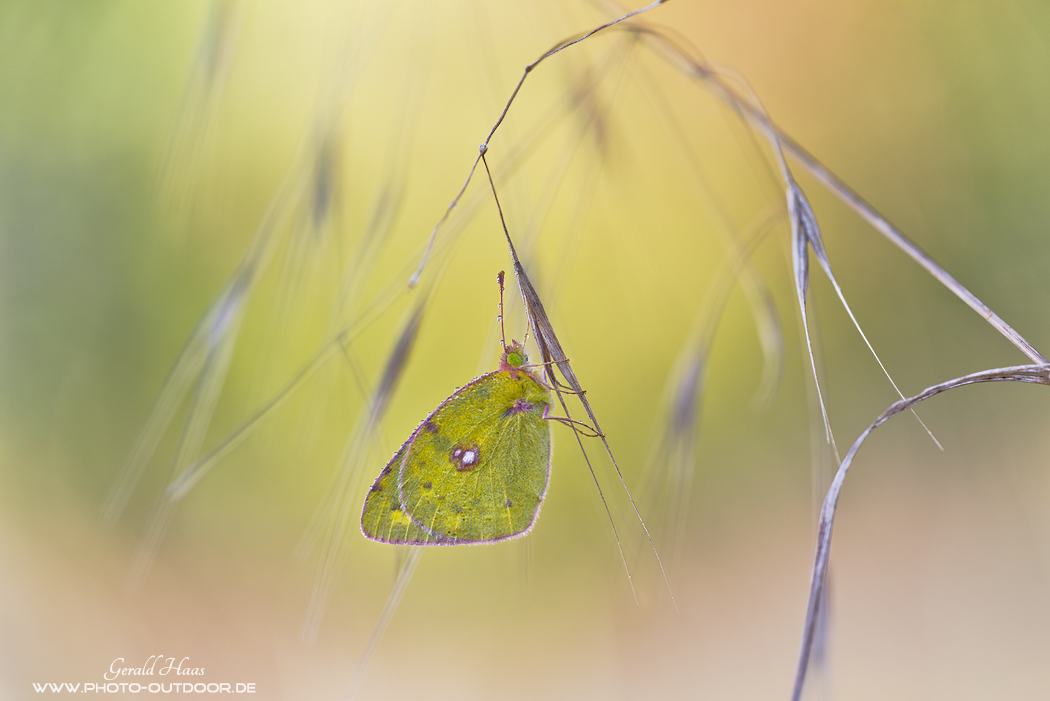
2, 0, 1050, 699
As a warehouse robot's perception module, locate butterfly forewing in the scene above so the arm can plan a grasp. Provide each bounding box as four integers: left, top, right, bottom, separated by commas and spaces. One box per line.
361, 368, 552, 545
360, 443, 438, 543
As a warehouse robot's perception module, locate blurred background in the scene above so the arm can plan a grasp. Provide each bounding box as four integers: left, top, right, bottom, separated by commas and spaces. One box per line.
2, 0, 1050, 699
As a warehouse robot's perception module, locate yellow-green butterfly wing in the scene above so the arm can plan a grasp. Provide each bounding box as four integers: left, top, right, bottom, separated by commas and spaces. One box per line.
358, 442, 435, 543
362, 350, 552, 545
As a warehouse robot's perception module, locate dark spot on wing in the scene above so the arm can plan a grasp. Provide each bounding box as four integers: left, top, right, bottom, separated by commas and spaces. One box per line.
505, 499, 513, 508
424, 420, 439, 433
449, 444, 481, 472
423, 482, 432, 489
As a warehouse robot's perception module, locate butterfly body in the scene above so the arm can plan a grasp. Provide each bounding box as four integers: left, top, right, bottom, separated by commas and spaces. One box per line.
362, 344, 553, 545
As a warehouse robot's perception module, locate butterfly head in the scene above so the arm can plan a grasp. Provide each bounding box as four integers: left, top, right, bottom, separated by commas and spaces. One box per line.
500, 340, 528, 372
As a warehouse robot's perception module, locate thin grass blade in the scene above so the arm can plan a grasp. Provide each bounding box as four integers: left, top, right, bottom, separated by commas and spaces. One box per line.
301, 302, 425, 643
791, 363, 1050, 701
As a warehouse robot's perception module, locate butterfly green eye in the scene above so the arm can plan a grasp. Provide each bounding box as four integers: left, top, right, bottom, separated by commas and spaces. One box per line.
507, 351, 524, 367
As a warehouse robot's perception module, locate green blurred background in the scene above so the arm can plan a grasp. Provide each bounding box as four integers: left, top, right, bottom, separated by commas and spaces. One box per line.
2, 0, 1050, 698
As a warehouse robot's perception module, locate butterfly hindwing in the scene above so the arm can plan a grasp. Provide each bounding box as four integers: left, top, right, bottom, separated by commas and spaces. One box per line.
361, 368, 552, 545
400, 370, 552, 543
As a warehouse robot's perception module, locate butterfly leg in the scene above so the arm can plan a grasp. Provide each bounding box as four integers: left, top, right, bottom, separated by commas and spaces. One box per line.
526, 365, 586, 396
542, 405, 603, 438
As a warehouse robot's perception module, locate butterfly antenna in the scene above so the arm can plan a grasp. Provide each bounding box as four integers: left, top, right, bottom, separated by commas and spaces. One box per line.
485, 159, 531, 352
497, 270, 507, 349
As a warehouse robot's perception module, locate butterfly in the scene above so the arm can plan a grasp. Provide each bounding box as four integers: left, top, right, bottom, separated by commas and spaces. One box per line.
361, 275, 554, 545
